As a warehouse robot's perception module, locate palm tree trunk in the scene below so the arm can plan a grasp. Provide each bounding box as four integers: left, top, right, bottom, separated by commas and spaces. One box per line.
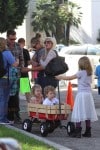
45, 30, 51, 37
66, 21, 70, 46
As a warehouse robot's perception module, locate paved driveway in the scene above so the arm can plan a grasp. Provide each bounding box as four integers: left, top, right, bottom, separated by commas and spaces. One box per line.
18, 87, 100, 150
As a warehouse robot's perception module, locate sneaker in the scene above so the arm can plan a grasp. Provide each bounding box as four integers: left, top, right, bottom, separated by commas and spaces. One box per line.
0, 121, 11, 125
9, 120, 14, 125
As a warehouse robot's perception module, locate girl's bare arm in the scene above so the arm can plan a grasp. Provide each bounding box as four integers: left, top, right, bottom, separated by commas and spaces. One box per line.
55, 74, 77, 80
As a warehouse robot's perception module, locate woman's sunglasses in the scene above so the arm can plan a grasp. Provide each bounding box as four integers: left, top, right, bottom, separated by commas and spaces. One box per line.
44, 41, 52, 44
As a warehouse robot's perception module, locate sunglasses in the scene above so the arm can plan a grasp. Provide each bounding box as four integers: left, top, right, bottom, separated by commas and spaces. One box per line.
44, 41, 52, 44
9, 38, 16, 41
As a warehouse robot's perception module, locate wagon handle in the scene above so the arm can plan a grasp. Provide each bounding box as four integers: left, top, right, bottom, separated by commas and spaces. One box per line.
57, 81, 62, 125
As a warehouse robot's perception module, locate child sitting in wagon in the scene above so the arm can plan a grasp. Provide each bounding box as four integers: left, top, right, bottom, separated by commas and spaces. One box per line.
30, 84, 44, 104
43, 85, 59, 105
30, 84, 44, 123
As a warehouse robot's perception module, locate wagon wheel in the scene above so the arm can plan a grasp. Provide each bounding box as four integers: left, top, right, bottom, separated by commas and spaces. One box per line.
40, 122, 48, 137
46, 121, 55, 133
66, 121, 75, 136
22, 119, 32, 132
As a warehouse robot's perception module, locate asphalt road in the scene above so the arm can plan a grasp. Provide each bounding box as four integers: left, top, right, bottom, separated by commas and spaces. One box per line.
17, 86, 100, 150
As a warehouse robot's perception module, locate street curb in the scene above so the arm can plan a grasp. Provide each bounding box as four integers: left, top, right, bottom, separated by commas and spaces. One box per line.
6, 125, 71, 150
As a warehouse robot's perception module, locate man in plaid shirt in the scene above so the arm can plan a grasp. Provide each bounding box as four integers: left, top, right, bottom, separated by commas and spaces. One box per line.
6, 30, 32, 123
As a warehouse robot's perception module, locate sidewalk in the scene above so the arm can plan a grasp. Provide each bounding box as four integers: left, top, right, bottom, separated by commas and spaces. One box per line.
17, 87, 100, 150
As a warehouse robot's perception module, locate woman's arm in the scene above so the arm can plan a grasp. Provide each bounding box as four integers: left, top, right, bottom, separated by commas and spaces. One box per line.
40, 50, 56, 68
32, 65, 44, 71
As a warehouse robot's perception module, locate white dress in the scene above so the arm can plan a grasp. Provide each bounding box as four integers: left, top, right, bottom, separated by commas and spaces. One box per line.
71, 70, 98, 122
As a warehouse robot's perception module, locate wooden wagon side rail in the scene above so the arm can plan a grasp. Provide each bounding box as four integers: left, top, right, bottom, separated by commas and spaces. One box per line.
27, 103, 71, 120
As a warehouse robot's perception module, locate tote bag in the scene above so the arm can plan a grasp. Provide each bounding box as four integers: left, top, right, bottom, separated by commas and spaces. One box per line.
45, 55, 68, 76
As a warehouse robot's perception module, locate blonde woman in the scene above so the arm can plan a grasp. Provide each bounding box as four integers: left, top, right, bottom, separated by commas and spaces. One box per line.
56, 56, 98, 138
32, 37, 58, 93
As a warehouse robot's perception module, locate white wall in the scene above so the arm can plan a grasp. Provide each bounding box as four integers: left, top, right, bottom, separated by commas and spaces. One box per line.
91, 1, 100, 43
71, 0, 100, 44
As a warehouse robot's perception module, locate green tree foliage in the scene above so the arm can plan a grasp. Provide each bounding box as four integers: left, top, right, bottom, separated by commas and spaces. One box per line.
32, 0, 59, 37
31, 0, 82, 45
0, 0, 29, 33
59, 1, 82, 45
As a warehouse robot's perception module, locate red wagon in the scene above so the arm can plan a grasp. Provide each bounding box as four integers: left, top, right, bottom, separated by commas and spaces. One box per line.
22, 103, 71, 137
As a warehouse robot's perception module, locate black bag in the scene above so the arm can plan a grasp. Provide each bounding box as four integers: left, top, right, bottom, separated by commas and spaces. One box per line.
0, 51, 7, 78
45, 52, 68, 76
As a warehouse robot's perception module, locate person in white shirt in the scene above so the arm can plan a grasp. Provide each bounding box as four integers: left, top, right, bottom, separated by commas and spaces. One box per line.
43, 85, 59, 105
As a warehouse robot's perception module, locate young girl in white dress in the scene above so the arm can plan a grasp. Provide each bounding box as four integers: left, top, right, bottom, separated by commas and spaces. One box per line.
56, 56, 98, 138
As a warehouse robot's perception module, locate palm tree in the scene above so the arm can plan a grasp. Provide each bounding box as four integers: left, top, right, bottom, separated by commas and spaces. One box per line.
31, 0, 82, 45
66, 2, 82, 45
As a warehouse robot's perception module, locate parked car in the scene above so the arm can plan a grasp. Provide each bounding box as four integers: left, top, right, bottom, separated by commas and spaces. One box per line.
59, 44, 100, 87
55, 44, 66, 52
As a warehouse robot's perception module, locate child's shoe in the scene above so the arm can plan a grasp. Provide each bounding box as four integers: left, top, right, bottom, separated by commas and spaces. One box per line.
70, 127, 82, 138
82, 127, 91, 137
